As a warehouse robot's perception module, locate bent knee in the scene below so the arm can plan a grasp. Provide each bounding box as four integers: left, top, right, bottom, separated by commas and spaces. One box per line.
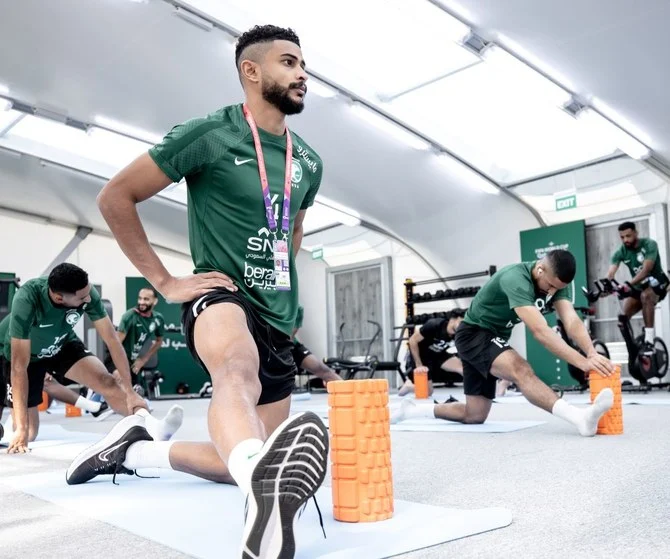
463, 415, 487, 425
28, 429, 39, 442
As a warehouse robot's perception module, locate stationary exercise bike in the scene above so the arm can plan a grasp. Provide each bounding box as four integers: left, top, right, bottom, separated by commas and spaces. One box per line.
585, 278, 669, 385
555, 303, 610, 389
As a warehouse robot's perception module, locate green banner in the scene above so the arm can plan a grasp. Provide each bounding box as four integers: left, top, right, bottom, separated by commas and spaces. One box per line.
519, 220, 587, 386
125, 277, 207, 395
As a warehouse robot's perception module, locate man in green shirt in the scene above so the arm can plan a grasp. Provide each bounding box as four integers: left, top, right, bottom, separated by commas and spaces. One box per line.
68, 25, 329, 558
105, 287, 165, 390
607, 221, 669, 354
392, 250, 616, 437
0, 264, 180, 453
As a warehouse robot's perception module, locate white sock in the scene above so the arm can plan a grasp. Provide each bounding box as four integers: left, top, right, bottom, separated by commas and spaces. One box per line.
123, 440, 175, 470
552, 390, 614, 437
136, 405, 184, 441
227, 438, 264, 495
390, 399, 435, 424
645, 327, 655, 344
75, 396, 101, 413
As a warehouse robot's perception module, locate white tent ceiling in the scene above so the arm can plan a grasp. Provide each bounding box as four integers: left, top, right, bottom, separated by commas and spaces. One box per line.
0, 0, 665, 276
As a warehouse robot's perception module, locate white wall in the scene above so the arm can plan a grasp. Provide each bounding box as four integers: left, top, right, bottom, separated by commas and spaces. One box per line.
0, 211, 193, 320
295, 250, 328, 357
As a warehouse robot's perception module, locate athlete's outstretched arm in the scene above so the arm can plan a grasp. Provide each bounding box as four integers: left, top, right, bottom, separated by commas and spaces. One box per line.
98, 154, 235, 302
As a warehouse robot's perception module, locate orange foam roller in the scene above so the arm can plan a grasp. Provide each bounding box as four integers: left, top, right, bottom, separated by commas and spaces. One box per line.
65, 403, 81, 418
413, 370, 429, 399
589, 365, 623, 435
328, 379, 394, 522
37, 391, 49, 412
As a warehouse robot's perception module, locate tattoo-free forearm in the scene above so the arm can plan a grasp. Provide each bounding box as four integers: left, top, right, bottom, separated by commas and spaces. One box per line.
532, 325, 589, 370
97, 193, 171, 290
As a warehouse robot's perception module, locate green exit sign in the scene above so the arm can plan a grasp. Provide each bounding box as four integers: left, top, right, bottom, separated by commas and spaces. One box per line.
555, 194, 577, 212
312, 247, 324, 260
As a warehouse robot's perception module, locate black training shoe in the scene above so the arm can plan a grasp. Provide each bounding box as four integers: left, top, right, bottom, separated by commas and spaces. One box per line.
66, 414, 153, 485
91, 401, 109, 418
241, 411, 329, 559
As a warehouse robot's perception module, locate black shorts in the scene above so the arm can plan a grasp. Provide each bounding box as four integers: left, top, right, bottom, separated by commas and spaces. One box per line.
181, 289, 297, 405
631, 277, 668, 302
292, 341, 312, 369
407, 355, 462, 384
454, 323, 512, 400
2, 339, 92, 408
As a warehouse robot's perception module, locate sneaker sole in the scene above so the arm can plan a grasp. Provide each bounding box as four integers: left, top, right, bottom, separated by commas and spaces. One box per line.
66, 414, 147, 484
92, 408, 115, 422
243, 411, 329, 559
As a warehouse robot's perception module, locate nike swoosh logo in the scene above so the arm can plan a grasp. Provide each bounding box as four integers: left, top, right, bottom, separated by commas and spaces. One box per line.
39, 324, 54, 328
234, 157, 253, 166
98, 440, 129, 462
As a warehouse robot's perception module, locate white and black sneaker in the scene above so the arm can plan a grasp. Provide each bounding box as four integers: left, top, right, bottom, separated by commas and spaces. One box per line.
91, 401, 114, 421
241, 411, 329, 559
66, 414, 152, 485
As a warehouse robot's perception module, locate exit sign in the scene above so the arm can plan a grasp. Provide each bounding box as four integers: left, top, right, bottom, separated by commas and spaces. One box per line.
555, 194, 577, 212
312, 247, 324, 260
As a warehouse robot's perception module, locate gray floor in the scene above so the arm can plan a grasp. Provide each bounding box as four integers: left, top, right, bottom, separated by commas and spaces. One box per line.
2, 388, 670, 559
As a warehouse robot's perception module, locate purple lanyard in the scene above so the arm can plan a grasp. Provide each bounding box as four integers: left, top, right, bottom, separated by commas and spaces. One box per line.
243, 104, 292, 237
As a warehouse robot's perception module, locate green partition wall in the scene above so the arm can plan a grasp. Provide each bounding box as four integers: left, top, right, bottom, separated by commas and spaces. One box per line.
519, 220, 588, 386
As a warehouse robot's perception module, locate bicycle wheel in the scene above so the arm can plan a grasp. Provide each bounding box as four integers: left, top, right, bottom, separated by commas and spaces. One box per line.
592, 339, 610, 359
654, 337, 668, 378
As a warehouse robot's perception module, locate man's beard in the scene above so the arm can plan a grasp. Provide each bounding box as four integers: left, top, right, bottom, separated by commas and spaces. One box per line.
262, 79, 305, 115
137, 304, 152, 313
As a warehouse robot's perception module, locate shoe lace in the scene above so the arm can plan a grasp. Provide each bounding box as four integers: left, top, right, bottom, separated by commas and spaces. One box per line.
298, 495, 326, 539
110, 466, 158, 486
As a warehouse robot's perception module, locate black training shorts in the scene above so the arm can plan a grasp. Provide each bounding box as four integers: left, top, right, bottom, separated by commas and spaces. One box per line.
454, 323, 513, 400
2, 339, 92, 408
291, 341, 312, 369
181, 289, 297, 405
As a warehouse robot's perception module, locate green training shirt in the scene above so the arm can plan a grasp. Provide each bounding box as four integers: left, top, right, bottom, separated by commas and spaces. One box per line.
463, 262, 571, 340
0, 278, 106, 362
117, 309, 165, 361
610, 238, 665, 288
149, 104, 322, 336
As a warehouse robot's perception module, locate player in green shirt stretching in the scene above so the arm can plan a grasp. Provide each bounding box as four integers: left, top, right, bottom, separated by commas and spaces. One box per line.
0, 264, 181, 453
392, 250, 616, 437
68, 25, 329, 558
607, 221, 669, 355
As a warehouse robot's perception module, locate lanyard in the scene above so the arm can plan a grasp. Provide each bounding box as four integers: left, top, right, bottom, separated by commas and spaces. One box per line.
243, 104, 292, 237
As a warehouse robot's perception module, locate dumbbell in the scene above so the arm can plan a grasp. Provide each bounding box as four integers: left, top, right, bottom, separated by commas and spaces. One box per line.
422, 293, 433, 301
435, 289, 445, 299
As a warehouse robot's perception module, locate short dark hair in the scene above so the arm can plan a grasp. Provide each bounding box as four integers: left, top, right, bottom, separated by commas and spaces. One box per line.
449, 308, 466, 320
48, 263, 88, 295
546, 249, 576, 284
235, 25, 301, 70
618, 221, 636, 232
139, 286, 158, 298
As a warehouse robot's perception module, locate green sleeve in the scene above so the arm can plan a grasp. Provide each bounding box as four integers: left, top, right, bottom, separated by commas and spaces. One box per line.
294, 306, 304, 330
610, 245, 623, 265
84, 287, 107, 321
148, 118, 232, 183
117, 311, 133, 334
154, 313, 165, 337
8, 288, 37, 339
300, 157, 323, 210
643, 239, 658, 261
499, 272, 536, 309
552, 285, 572, 303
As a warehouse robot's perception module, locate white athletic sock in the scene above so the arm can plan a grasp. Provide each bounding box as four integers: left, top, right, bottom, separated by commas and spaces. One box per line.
390, 399, 435, 424
75, 396, 101, 413
123, 440, 175, 470
552, 390, 614, 437
227, 438, 264, 495
136, 405, 184, 441
645, 327, 655, 344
